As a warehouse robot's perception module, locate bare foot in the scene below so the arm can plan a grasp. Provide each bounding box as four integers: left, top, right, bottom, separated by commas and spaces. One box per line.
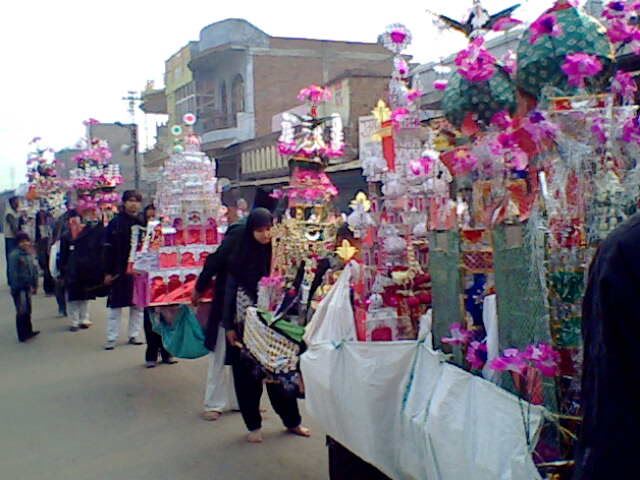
202, 410, 221, 421
287, 425, 311, 437
247, 430, 263, 443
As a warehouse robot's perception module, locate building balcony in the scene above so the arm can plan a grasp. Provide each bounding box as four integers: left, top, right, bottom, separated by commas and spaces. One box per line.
200, 111, 255, 151
140, 88, 168, 114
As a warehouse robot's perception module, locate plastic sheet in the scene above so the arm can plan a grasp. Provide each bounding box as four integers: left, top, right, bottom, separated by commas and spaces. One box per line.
301, 341, 544, 480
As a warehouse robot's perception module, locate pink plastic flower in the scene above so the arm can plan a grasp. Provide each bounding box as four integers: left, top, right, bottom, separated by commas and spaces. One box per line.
591, 117, 608, 144
466, 341, 488, 370
455, 38, 497, 82
297, 85, 332, 104
522, 342, 560, 377
606, 19, 637, 43
490, 110, 514, 130
492, 17, 523, 32
406, 89, 424, 103
433, 79, 448, 91
489, 348, 528, 375
612, 70, 638, 102
441, 322, 473, 345
529, 13, 563, 45
561, 53, 603, 88
391, 107, 411, 129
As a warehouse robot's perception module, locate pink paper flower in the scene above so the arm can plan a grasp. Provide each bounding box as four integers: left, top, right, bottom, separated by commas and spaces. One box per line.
83, 118, 100, 126
523, 110, 559, 142
611, 70, 638, 102
522, 342, 560, 377
441, 322, 473, 345
433, 79, 449, 91
489, 348, 528, 375
490, 133, 529, 171
297, 85, 332, 104
466, 341, 488, 370
492, 17, 523, 32
409, 155, 435, 177
450, 149, 478, 175
390, 29, 408, 44
529, 13, 563, 45
603, 1, 630, 21
455, 38, 497, 83
591, 116, 608, 144
395, 57, 409, 76
391, 107, 411, 129
561, 53, 603, 88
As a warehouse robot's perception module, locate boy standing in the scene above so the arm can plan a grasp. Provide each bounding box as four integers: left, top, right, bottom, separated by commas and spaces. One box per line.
8, 232, 40, 342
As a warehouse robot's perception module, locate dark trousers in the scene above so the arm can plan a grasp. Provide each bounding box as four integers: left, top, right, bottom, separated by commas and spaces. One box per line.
37, 240, 55, 294
327, 437, 391, 480
55, 279, 67, 315
230, 346, 302, 431
143, 308, 171, 362
12, 287, 34, 342
5, 237, 17, 283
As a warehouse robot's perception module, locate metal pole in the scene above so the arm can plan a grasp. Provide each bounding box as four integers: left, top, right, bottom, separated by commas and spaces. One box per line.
132, 124, 139, 190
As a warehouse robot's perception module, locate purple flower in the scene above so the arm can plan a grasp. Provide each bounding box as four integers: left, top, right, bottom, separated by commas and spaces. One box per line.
441, 322, 473, 346
622, 115, 640, 145
606, 19, 637, 43
466, 341, 488, 370
390, 30, 408, 44
561, 53, 603, 88
612, 70, 638, 102
455, 38, 497, 83
490, 110, 514, 130
529, 13, 563, 45
604, 1, 629, 20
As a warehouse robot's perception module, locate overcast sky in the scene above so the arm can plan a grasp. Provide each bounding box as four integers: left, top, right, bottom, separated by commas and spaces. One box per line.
0, 0, 542, 191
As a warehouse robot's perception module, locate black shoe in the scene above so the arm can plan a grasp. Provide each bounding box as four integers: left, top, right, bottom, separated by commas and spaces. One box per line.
161, 358, 178, 365
25, 331, 40, 341
69, 326, 79, 332
128, 337, 144, 345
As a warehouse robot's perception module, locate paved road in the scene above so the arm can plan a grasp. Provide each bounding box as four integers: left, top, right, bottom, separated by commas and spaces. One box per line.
0, 239, 328, 480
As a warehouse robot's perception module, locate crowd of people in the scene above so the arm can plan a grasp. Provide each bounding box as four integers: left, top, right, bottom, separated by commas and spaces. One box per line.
3, 189, 310, 444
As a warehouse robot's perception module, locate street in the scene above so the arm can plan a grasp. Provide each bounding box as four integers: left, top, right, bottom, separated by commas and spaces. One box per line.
0, 244, 327, 480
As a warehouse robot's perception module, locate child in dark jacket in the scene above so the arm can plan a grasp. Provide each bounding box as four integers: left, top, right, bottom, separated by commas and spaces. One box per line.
8, 232, 40, 342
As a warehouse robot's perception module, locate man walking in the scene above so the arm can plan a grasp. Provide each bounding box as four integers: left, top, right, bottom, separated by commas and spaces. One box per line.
103, 191, 144, 350
4, 196, 21, 282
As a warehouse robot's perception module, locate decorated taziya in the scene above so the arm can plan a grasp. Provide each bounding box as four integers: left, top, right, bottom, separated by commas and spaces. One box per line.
68, 118, 122, 211
25, 137, 65, 212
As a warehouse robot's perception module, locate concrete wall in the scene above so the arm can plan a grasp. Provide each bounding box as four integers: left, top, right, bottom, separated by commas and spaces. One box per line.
198, 19, 269, 51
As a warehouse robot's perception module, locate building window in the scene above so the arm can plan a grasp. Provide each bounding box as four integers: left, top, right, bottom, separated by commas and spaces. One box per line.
231, 74, 245, 116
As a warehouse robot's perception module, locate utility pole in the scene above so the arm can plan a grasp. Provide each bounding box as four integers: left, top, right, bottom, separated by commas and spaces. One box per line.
122, 91, 142, 190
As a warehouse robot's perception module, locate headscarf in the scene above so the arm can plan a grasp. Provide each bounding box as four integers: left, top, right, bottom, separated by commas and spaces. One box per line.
229, 208, 273, 302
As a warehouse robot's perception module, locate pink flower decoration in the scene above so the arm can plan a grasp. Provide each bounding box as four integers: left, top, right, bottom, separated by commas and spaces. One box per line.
391, 107, 411, 129
451, 149, 478, 175
622, 115, 640, 145
501, 50, 517, 75
522, 342, 560, 377
612, 70, 638, 102
591, 117, 608, 144
455, 38, 497, 83
561, 53, 603, 88
489, 348, 528, 375
390, 30, 407, 44
490, 133, 529, 171
297, 85, 332, 104
441, 322, 473, 345
529, 13, 563, 45
395, 57, 409, 76
270, 189, 285, 200
83, 118, 100, 126
603, 1, 630, 21
490, 110, 514, 130
466, 341, 488, 370
409, 156, 435, 177
492, 17, 523, 32
30, 136, 42, 144
522, 111, 559, 142
606, 19, 637, 43
406, 89, 424, 103
433, 79, 448, 91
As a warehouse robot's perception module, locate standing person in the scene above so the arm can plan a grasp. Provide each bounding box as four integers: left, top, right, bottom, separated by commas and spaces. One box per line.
103, 190, 144, 350
224, 208, 310, 443
574, 215, 640, 479
4, 196, 21, 282
193, 188, 277, 421
35, 208, 55, 295
59, 208, 104, 331
50, 207, 75, 317
141, 204, 177, 367
8, 232, 40, 342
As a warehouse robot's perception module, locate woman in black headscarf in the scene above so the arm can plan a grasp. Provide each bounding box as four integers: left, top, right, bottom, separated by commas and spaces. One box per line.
223, 208, 310, 443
